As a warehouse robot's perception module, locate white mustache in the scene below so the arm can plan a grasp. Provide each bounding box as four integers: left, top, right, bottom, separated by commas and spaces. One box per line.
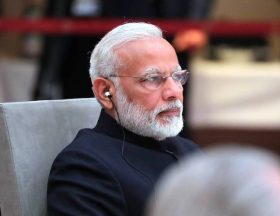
154, 100, 183, 115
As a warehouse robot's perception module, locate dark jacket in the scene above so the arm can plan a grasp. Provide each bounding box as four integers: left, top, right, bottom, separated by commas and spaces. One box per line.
47, 110, 200, 216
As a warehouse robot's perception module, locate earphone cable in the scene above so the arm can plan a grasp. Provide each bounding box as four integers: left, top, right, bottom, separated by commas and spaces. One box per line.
109, 96, 153, 185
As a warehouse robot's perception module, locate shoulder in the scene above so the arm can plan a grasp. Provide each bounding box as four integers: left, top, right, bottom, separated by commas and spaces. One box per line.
48, 129, 127, 215
64, 128, 120, 153
53, 128, 123, 171
50, 128, 119, 182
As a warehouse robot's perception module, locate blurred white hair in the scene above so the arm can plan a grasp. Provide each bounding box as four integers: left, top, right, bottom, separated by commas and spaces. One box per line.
147, 145, 280, 216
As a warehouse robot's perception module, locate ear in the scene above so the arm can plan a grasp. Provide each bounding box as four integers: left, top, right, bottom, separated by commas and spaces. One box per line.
92, 78, 115, 110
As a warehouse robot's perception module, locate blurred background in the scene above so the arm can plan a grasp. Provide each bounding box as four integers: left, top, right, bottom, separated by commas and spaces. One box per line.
0, 0, 279, 153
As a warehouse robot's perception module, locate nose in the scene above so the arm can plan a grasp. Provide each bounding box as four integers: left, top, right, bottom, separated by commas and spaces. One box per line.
161, 76, 183, 101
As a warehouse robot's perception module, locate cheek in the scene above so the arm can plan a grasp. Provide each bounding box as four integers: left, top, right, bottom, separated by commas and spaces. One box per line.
120, 80, 168, 111
135, 94, 161, 111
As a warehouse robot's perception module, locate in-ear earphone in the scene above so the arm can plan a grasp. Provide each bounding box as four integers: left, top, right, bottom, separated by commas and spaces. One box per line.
104, 91, 111, 98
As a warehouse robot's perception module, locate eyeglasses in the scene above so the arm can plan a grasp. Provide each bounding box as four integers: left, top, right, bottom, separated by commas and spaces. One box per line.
109, 70, 189, 91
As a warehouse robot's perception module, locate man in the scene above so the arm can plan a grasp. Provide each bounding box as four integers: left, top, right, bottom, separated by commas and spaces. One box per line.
47, 22, 199, 216
147, 146, 280, 216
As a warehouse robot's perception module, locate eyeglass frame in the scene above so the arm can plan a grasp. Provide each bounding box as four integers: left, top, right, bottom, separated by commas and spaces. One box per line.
107, 69, 189, 91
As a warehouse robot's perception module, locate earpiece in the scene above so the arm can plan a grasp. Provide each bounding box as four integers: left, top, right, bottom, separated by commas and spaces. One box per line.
104, 91, 112, 98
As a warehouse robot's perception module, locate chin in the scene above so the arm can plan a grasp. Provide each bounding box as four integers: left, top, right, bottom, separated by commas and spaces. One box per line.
150, 118, 183, 140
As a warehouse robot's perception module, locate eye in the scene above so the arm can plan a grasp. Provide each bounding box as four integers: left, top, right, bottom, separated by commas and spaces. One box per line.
145, 75, 163, 85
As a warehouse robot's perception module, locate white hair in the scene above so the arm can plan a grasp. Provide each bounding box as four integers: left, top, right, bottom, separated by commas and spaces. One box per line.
89, 22, 163, 82
147, 145, 280, 216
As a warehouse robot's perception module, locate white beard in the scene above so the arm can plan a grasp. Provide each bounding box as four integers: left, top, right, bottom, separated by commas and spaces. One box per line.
114, 86, 184, 141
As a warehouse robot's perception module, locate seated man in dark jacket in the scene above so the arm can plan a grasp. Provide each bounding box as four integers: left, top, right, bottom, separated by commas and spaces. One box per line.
47, 22, 200, 216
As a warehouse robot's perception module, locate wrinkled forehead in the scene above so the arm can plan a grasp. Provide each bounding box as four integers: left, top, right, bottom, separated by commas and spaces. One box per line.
115, 38, 179, 75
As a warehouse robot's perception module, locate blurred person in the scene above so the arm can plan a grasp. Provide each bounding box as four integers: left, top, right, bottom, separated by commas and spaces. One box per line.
47, 22, 200, 216
147, 145, 280, 216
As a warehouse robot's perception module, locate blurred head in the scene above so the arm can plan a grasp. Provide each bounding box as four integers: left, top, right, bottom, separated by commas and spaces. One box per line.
147, 145, 280, 216
90, 22, 188, 140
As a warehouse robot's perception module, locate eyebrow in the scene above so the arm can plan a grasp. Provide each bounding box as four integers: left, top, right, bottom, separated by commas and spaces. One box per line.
144, 65, 182, 75
144, 67, 161, 75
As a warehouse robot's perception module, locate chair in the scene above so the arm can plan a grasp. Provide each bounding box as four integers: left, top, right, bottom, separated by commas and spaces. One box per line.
0, 98, 101, 216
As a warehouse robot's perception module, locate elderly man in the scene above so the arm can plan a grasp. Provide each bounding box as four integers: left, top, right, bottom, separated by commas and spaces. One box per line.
47, 22, 199, 216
